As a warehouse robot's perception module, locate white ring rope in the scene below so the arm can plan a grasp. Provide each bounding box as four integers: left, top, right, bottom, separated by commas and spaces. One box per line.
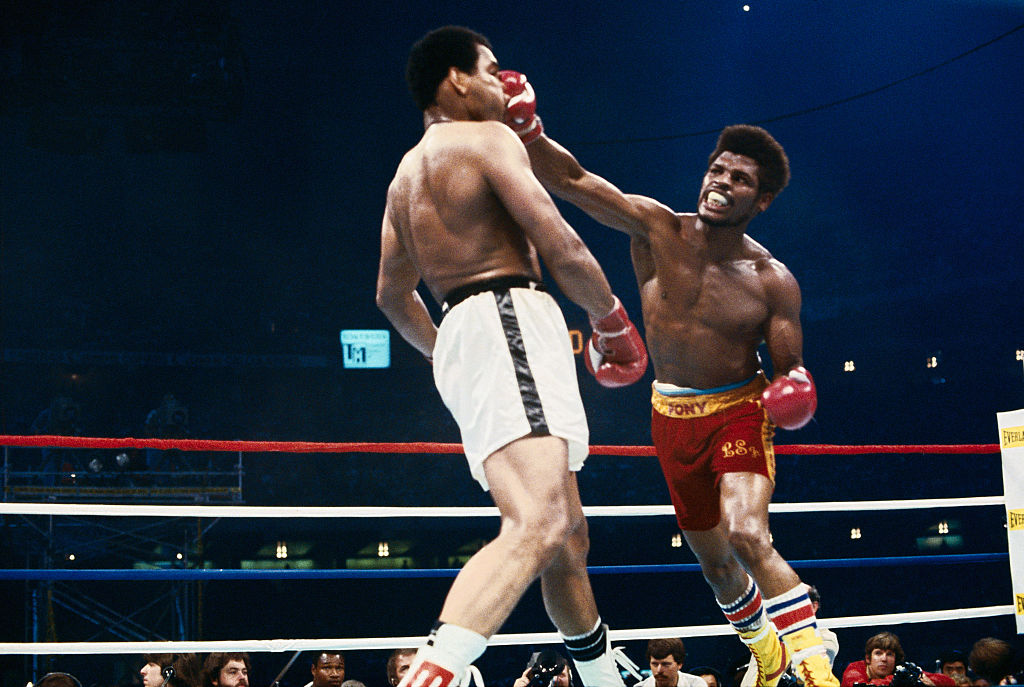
0, 605, 1012, 654
0, 462, 1009, 656
0, 496, 1005, 519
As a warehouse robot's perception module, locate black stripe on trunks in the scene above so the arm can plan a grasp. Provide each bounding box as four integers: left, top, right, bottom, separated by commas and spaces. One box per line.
492, 289, 549, 436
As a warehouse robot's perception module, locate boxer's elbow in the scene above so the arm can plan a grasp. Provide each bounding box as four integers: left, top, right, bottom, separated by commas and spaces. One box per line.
375, 284, 402, 318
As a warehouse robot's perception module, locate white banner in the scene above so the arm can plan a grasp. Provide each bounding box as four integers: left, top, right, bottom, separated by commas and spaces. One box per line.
997, 408, 1024, 633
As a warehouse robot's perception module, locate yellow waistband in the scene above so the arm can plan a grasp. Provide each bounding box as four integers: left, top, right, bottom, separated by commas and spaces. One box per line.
651, 373, 767, 418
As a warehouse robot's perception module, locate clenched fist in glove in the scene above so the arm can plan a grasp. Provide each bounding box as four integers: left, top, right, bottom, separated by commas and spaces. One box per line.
761, 366, 817, 429
585, 297, 648, 387
498, 70, 544, 145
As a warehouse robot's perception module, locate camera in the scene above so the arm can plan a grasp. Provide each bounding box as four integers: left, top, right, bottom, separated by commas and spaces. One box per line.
526, 651, 568, 687
891, 663, 924, 687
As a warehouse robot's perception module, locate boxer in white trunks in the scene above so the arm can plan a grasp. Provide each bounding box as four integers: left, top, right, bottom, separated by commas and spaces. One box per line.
375, 26, 648, 687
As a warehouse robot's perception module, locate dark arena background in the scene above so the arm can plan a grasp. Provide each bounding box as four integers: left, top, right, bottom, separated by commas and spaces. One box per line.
1, 3, 1022, 687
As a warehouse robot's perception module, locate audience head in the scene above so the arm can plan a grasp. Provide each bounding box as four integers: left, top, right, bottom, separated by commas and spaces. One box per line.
691, 666, 723, 687
646, 638, 687, 687
311, 652, 345, 687
805, 584, 822, 614
35, 674, 82, 687
864, 632, 904, 680
939, 650, 969, 685
526, 650, 571, 687
141, 654, 202, 687
203, 653, 251, 687
968, 638, 1016, 686
387, 649, 417, 687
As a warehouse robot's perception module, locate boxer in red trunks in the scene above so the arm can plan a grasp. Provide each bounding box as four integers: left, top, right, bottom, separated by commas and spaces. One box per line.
651, 374, 775, 531
501, 72, 835, 687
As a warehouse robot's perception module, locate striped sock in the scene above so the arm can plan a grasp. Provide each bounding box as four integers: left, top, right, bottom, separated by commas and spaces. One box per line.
562, 618, 607, 662
718, 575, 768, 634
563, 619, 624, 687
764, 585, 817, 639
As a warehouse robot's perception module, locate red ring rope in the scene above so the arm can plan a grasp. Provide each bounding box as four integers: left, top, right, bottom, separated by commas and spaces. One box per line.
0, 435, 1000, 455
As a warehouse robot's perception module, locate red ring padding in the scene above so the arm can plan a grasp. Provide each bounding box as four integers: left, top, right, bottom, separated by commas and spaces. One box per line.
0, 435, 1000, 455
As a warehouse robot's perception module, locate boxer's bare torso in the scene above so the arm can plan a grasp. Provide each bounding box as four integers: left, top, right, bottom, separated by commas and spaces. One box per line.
386, 120, 543, 304
628, 209, 800, 389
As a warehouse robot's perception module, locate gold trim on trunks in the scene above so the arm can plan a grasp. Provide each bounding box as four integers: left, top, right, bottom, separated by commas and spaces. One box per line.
652, 373, 768, 418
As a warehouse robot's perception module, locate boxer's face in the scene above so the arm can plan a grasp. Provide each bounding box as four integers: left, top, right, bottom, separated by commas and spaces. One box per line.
697, 151, 772, 227
464, 44, 506, 122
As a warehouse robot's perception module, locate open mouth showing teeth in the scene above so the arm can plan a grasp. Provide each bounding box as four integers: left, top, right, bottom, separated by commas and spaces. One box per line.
706, 191, 729, 207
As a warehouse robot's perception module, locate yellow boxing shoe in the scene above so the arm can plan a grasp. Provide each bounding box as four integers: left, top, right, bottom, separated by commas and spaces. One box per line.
739, 623, 789, 687
781, 628, 839, 687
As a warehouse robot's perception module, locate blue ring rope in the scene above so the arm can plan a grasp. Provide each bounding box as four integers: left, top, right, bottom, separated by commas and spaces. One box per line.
0, 552, 1006, 581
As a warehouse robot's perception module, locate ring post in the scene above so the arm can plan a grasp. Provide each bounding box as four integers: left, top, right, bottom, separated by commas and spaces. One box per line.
996, 408, 1024, 634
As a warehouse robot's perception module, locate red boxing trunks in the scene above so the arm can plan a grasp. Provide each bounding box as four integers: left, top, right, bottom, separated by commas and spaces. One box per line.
651, 373, 775, 531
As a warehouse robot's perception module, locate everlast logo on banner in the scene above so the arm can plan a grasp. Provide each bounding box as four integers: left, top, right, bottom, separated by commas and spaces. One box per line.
1017, 594, 1024, 615
1003, 426, 1024, 448
1010, 510, 1024, 530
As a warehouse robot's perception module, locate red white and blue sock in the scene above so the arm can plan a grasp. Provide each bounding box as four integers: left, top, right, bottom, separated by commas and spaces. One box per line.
718, 574, 768, 634
765, 584, 817, 640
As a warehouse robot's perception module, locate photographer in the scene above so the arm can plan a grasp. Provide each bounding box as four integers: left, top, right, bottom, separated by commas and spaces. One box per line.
514, 651, 573, 687
841, 633, 953, 687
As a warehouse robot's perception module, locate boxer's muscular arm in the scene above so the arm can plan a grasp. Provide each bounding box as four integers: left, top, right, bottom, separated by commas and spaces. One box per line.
499, 71, 672, 236
527, 134, 674, 238
762, 261, 804, 374
478, 122, 615, 319
760, 261, 817, 429
375, 196, 437, 360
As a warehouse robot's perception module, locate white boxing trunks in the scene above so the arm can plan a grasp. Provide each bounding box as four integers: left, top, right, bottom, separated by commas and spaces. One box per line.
433, 277, 589, 491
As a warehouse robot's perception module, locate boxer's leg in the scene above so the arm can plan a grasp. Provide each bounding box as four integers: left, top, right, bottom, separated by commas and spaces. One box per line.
716, 472, 836, 687
540, 474, 624, 687
401, 435, 575, 687
684, 474, 787, 687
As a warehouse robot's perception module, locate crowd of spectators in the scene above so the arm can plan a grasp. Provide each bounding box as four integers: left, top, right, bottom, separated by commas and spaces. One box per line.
24, 635, 1021, 687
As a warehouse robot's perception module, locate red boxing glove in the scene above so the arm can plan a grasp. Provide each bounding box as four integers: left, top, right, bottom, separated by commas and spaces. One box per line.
761, 366, 817, 429
498, 70, 544, 145
585, 297, 648, 387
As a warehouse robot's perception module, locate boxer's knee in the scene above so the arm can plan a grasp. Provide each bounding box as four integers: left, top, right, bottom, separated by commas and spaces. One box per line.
698, 551, 745, 588
499, 504, 574, 567
726, 521, 775, 567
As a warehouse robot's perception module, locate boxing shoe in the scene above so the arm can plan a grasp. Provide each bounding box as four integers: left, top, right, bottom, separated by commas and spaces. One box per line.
739, 623, 789, 687
398, 658, 456, 687
781, 628, 839, 687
